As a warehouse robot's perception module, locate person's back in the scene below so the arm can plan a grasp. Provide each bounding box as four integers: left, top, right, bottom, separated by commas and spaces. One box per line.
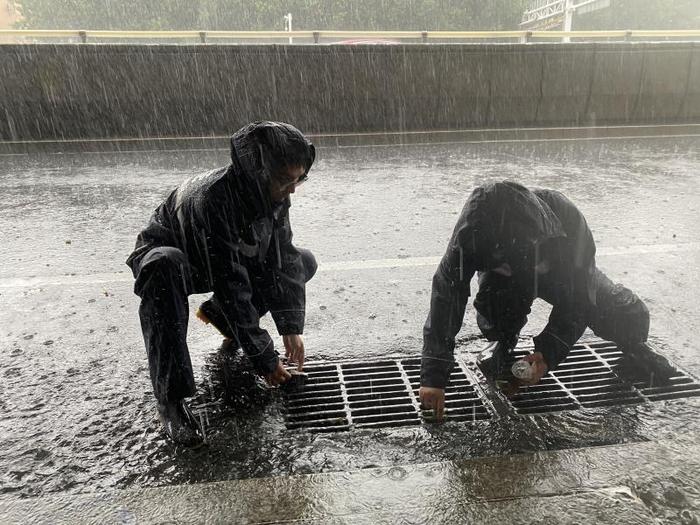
128, 166, 233, 291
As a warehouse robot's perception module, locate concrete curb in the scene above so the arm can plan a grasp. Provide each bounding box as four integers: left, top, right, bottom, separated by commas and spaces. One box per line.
1, 434, 697, 524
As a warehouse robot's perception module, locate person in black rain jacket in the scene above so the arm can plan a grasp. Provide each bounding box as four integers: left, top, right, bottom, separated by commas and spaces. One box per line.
127, 121, 317, 445
419, 181, 652, 420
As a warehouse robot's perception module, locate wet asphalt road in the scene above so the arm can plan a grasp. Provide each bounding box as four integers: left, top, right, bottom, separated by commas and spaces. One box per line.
1, 131, 699, 499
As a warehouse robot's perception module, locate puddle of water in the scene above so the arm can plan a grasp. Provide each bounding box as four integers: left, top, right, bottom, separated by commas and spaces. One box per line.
3, 338, 699, 501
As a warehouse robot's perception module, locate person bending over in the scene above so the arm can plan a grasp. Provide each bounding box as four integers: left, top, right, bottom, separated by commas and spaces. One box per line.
127, 121, 317, 445
419, 181, 664, 421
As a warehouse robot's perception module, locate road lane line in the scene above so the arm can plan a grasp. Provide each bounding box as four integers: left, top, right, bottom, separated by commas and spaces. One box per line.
1, 242, 698, 289
321, 255, 440, 271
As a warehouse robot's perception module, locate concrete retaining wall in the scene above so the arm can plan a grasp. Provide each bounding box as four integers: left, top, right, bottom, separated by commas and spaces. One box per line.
0, 42, 698, 141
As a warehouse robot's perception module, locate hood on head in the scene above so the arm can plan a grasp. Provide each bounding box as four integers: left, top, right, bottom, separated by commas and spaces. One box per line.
230, 121, 315, 186
483, 181, 564, 245
460, 181, 565, 270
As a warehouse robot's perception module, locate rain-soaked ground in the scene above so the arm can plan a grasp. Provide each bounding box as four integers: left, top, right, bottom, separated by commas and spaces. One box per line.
1, 130, 699, 511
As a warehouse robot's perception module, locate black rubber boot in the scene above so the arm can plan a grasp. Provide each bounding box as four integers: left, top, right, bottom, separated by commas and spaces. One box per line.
157, 399, 205, 447
615, 343, 679, 387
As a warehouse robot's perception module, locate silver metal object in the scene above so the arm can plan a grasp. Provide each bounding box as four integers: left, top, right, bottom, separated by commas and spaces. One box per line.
511, 360, 534, 381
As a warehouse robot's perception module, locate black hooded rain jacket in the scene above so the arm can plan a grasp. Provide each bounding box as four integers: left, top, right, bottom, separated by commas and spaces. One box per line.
126, 121, 315, 374
421, 181, 597, 388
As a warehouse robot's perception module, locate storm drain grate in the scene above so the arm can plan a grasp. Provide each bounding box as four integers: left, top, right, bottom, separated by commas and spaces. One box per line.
284, 340, 700, 430
284, 357, 492, 432
505, 340, 700, 415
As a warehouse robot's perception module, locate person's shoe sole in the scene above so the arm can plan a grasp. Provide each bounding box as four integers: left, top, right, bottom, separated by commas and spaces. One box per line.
196, 306, 233, 342
195, 307, 212, 325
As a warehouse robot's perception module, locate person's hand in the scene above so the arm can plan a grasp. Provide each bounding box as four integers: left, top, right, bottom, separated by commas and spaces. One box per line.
520, 351, 549, 385
265, 359, 292, 386
499, 352, 549, 397
283, 334, 305, 371
419, 386, 446, 422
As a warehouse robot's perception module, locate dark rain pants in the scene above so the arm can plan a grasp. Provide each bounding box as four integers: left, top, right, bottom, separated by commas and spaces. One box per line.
473, 268, 649, 359
133, 246, 317, 403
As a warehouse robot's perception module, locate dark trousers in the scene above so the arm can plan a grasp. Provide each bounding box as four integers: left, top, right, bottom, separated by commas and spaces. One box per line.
133, 247, 317, 403
473, 268, 649, 349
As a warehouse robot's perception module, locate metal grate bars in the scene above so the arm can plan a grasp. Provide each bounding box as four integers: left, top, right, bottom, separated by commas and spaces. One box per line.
401, 358, 492, 423
505, 340, 700, 414
284, 357, 492, 432
284, 364, 350, 432
284, 340, 700, 430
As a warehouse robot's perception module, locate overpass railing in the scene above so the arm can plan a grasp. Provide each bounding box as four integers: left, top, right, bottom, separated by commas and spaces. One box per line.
1, 29, 700, 44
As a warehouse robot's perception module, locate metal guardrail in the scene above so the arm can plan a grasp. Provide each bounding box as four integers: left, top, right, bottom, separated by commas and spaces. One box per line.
1, 29, 700, 44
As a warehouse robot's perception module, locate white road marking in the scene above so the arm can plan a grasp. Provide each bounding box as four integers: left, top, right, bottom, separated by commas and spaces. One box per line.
1, 242, 698, 289
320, 256, 440, 271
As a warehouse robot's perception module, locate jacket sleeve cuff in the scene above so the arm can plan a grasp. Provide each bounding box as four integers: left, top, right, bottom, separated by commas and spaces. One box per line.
420, 356, 454, 389
533, 331, 570, 371
244, 340, 279, 375
271, 309, 304, 336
